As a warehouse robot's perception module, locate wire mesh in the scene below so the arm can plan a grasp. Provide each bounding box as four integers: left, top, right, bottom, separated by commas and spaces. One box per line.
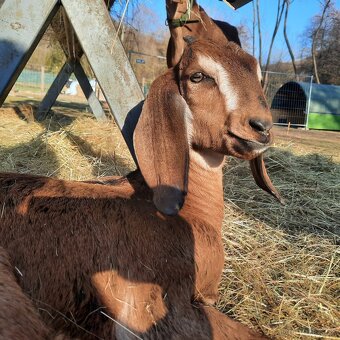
263, 71, 313, 128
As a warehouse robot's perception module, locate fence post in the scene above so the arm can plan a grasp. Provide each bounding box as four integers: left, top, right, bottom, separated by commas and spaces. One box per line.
40, 66, 45, 93
142, 77, 145, 96
305, 75, 313, 130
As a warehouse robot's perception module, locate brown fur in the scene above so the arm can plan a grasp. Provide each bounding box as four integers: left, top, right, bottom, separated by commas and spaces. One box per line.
165, 1, 283, 204
0, 247, 49, 339
0, 40, 270, 339
166, 0, 241, 67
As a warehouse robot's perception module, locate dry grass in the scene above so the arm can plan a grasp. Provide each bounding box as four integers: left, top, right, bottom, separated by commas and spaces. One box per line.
0, 106, 135, 179
0, 106, 339, 339
219, 134, 339, 339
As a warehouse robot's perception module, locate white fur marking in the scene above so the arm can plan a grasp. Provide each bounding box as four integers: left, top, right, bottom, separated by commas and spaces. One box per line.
184, 105, 194, 144
197, 55, 238, 111
174, 93, 194, 145
256, 63, 262, 82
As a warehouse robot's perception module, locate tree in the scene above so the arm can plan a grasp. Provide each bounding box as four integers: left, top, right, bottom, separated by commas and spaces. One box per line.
263, 0, 285, 91
300, 1, 339, 84
256, 0, 262, 67
237, 24, 252, 53
283, 0, 297, 75
314, 9, 340, 84
252, 1, 256, 56
311, 0, 332, 83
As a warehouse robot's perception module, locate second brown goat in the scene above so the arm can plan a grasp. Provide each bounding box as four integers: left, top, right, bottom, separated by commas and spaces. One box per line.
165, 0, 241, 68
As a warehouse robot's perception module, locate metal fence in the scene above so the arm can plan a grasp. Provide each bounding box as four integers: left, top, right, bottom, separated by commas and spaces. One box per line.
7, 50, 166, 104
263, 71, 313, 128
12, 66, 59, 95
7, 38, 313, 129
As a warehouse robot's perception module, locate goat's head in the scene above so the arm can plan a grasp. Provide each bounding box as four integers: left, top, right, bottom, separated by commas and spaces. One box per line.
134, 38, 282, 216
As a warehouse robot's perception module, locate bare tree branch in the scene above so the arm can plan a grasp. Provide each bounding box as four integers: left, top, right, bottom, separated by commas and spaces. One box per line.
252, 0, 256, 56
263, 0, 285, 91
256, 0, 262, 66
312, 0, 332, 83
283, 0, 297, 75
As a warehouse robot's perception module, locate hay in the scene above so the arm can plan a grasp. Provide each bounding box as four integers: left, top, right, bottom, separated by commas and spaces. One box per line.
219, 140, 340, 339
0, 107, 135, 179
223, 143, 340, 238
0, 106, 339, 339
218, 206, 339, 339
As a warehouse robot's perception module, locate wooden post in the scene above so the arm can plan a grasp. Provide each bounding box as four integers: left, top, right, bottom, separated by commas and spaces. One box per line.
142, 77, 145, 95
40, 66, 45, 93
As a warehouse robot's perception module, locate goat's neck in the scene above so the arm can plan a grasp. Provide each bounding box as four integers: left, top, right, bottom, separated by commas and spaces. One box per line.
180, 149, 225, 230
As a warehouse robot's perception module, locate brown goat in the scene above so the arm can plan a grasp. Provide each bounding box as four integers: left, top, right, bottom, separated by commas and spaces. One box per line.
165, 0, 283, 205
0, 39, 274, 338
166, 0, 241, 68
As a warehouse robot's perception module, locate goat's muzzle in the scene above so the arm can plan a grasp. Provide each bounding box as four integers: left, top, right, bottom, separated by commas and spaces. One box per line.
248, 118, 273, 144
224, 129, 273, 161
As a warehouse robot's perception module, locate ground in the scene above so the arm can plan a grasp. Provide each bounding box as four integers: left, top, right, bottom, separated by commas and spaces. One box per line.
0, 102, 339, 340
273, 126, 340, 162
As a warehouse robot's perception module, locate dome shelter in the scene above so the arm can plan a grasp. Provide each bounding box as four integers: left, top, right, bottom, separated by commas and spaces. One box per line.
270, 81, 340, 131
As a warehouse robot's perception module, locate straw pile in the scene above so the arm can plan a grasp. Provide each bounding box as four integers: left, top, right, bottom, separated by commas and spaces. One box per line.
0, 106, 135, 179
0, 106, 339, 339
219, 147, 339, 339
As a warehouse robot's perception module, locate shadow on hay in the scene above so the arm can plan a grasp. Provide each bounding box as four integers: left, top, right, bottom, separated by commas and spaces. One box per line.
35, 111, 133, 177
223, 148, 340, 241
0, 103, 132, 178
60, 131, 133, 176
4, 99, 93, 120
0, 133, 60, 177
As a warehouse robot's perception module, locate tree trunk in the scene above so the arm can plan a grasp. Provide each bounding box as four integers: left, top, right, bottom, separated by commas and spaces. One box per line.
256, 0, 262, 67
263, 0, 285, 91
312, 0, 331, 84
252, 1, 256, 56
283, 0, 297, 76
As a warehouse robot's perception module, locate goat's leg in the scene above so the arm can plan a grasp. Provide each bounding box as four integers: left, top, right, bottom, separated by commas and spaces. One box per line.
201, 305, 270, 340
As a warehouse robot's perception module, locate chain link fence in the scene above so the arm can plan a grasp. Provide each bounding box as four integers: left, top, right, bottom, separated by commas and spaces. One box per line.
263, 71, 313, 128
11, 65, 59, 96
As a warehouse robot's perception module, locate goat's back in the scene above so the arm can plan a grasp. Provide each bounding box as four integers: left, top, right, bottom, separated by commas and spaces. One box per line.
213, 19, 241, 46
0, 171, 222, 338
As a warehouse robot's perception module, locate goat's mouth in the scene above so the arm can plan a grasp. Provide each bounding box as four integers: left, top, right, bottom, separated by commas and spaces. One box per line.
224, 130, 273, 159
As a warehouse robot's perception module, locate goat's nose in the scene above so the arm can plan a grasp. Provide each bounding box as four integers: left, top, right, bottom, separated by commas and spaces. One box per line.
249, 119, 272, 133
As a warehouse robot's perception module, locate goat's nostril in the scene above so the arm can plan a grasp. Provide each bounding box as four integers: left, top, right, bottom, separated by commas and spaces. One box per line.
249, 119, 272, 133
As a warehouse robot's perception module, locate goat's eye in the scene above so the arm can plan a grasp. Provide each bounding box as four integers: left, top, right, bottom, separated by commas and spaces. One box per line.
190, 72, 205, 83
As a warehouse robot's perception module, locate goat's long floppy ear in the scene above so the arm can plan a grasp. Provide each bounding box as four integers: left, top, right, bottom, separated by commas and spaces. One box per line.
133, 69, 189, 216
250, 155, 285, 204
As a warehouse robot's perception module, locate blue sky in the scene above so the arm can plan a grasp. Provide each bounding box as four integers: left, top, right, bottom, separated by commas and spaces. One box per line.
114, 0, 339, 62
